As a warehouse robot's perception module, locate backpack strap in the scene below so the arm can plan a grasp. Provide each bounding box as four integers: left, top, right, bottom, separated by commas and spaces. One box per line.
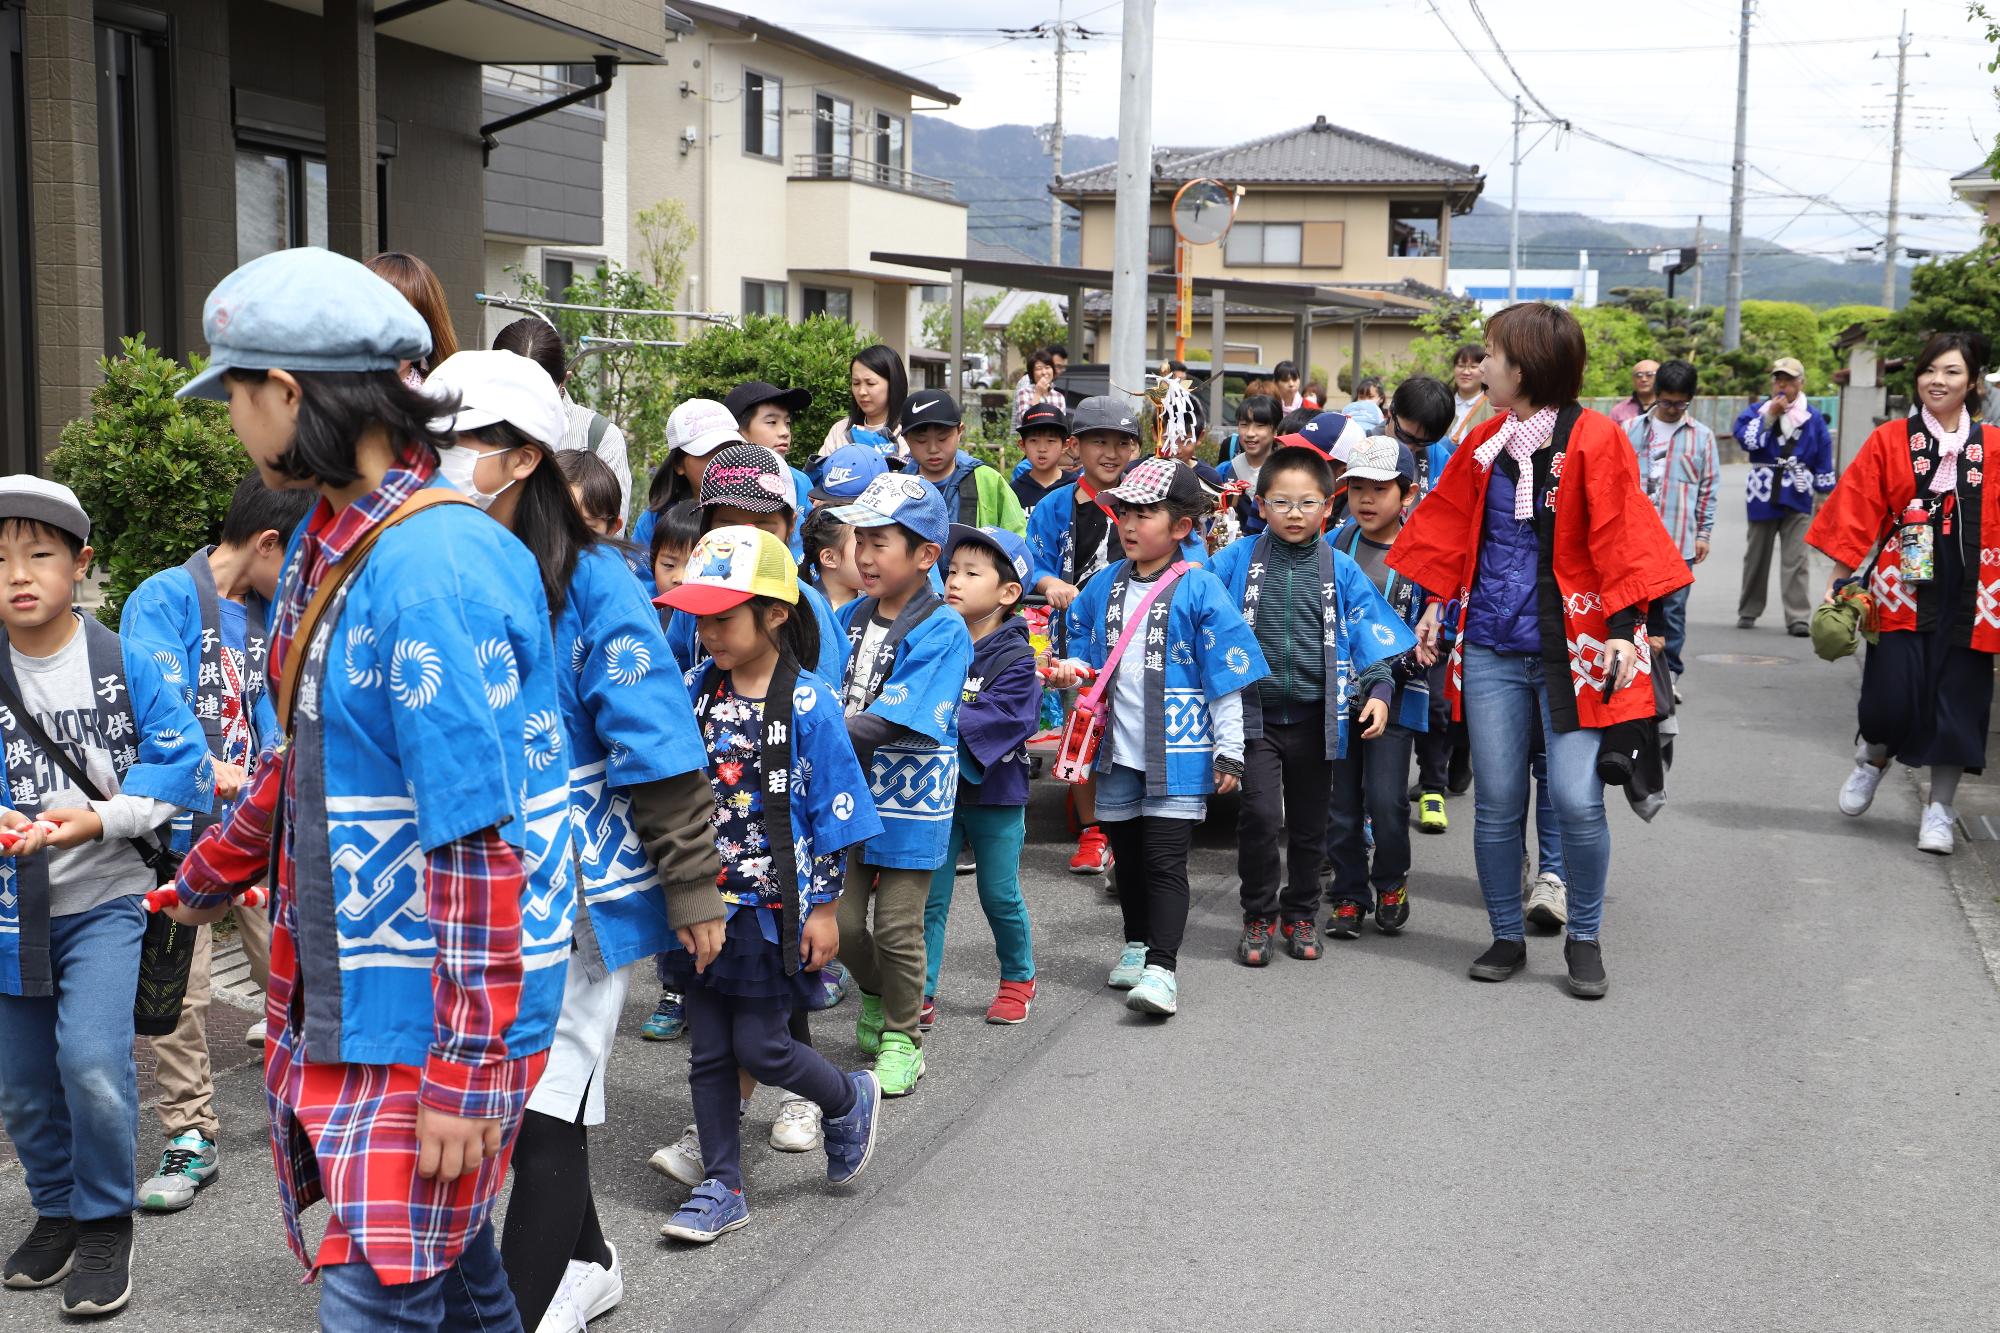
587, 411, 610, 451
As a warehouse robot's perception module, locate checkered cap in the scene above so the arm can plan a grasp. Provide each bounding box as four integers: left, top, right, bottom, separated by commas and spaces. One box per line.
1103, 456, 1203, 508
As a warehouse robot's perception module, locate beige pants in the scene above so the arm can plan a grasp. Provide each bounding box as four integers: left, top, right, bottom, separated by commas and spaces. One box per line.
148, 898, 272, 1140
1738, 511, 1813, 628
837, 863, 930, 1047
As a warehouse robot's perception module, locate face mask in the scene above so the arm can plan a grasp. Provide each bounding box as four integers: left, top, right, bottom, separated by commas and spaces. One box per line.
438, 445, 517, 511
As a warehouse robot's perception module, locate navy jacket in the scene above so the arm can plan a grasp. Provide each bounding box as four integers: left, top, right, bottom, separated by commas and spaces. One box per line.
1462, 461, 1542, 655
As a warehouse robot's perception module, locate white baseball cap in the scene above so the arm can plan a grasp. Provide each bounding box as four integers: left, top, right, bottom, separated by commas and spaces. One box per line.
668, 398, 745, 459
424, 350, 567, 450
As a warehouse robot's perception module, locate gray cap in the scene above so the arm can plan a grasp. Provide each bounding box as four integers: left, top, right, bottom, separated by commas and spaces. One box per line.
176, 247, 433, 402
0, 475, 90, 543
1070, 395, 1143, 439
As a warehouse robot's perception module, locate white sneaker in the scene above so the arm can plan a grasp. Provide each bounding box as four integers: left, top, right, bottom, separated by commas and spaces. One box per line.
647, 1124, 703, 1187
1839, 761, 1887, 816
1525, 872, 1569, 929
244, 1019, 265, 1048
768, 1095, 823, 1152
533, 1246, 622, 1333
1918, 803, 1956, 855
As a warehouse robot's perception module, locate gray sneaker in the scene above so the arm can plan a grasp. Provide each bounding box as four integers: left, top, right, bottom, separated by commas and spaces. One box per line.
138, 1132, 217, 1212
1524, 872, 1568, 930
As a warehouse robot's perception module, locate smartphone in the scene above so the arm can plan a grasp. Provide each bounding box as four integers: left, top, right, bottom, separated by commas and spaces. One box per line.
1601, 647, 1623, 702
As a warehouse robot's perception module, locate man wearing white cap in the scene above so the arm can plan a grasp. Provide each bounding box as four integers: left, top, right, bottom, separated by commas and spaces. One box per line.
1733, 356, 1833, 636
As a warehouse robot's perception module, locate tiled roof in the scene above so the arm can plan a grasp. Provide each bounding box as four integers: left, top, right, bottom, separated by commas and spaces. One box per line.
1054, 117, 1481, 195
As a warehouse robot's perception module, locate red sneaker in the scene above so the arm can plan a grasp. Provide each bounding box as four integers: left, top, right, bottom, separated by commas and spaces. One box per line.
1069, 825, 1112, 876
984, 979, 1036, 1024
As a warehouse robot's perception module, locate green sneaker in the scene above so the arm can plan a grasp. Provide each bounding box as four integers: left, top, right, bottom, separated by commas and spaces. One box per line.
874, 1031, 925, 1097
1107, 942, 1147, 989
855, 992, 885, 1057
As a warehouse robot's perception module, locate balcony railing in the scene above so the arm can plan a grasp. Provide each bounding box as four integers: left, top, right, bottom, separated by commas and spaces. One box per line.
790, 154, 957, 202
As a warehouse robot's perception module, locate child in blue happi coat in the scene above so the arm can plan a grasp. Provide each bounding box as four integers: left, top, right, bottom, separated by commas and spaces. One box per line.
922, 526, 1041, 1030
0, 478, 214, 1318
1046, 459, 1269, 1018
825, 472, 975, 1095
1207, 446, 1413, 968
119, 472, 313, 1217
1328, 438, 1434, 942
654, 526, 885, 1247
421, 349, 722, 1330
1387, 375, 1463, 830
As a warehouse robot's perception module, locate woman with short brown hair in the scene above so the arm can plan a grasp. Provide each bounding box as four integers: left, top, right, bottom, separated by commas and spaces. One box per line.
1391, 302, 1688, 998
366, 251, 459, 381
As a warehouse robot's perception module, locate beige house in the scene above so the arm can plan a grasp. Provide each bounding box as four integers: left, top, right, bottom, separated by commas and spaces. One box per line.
1951, 163, 2000, 226
1053, 116, 1483, 388
600, 1, 966, 352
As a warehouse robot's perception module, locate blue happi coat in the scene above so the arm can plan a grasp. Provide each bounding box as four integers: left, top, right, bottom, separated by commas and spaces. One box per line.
678, 660, 883, 936
280, 493, 573, 1067
1206, 536, 1415, 759
836, 596, 974, 870
0, 617, 214, 995
1063, 562, 1269, 796
1328, 521, 1432, 735
663, 578, 847, 687
554, 544, 709, 977
1026, 482, 1206, 594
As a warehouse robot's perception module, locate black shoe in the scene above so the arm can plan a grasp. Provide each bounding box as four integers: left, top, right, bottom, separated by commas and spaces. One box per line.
1325, 900, 1365, 940
1281, 917, 1322, 960
956, 845, 975, 875
1447, 747, 1473, 795
1375, 884, 1410, 934
1736, 616, 1756, 629
1237, 916, 1276, 968
58, 1217, 131, 1317
1564, 938, 1609, 999
1787, 623, 1810, 638
3, 1215, 76, 1289
1468, 938, 1527, 982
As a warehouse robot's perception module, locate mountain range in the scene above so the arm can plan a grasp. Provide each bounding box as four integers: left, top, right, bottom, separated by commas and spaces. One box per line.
913, 115, 1909, 308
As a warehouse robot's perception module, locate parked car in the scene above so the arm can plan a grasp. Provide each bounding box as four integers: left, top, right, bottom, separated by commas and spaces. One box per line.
960, 352, 996, 392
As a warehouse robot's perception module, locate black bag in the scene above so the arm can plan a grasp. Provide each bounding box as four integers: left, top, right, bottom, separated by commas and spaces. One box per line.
0, 673, 192, 1035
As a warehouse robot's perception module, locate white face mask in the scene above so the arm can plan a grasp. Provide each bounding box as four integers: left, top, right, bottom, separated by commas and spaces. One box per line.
437, 444, 517, 512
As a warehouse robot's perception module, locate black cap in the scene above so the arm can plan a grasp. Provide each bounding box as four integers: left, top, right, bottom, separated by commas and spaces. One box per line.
1016, 401, 1070, 436
724, 380, 812, 423
696, 444, 797, 514
898, 388, 962, 432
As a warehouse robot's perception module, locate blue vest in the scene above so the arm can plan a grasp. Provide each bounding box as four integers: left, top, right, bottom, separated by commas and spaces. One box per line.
1463, 463, 1542, 655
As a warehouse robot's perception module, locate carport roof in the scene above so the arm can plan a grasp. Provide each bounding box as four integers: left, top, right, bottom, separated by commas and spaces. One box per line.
868, 251, 1392, 316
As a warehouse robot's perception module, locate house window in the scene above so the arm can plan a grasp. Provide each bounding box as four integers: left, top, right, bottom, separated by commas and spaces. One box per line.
1389, 201, 1443, 258
96, 15, 175, 358
743, 71, 781, 160
874, 111, 903, 173
543, 255, 575, 298
813, 94, 852, 174
742, 279, 787, 318
801, 285, 851, 322
1224, 222, 1302, 267
1148, 224, 1174, 267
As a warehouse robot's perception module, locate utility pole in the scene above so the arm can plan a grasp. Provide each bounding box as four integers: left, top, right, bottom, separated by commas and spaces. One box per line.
1723, 0, 1751, 350
1048, 4, 1068, 265
1108, 0, 1155, 406
1507, 95, 1522, 304
1691, 215, 1705, 308
1880, 10, 1912, 310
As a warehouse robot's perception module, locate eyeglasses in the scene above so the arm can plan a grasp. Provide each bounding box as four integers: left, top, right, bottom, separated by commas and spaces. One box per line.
1653, 398, 1692, 412
1262, 496, 1326, 516
1391, 424, 1428, 447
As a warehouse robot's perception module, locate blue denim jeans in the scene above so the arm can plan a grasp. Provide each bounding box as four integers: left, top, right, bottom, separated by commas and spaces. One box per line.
0, 895, 144, 1221
1655, 559, 1694, 678
1530, 744, 1565, 881
317, 1221, 520, 1331
925, 803, 1035, 995
1461, 644, 1609, 941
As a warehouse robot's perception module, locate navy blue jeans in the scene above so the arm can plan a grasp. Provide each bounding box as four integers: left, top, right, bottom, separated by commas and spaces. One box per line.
317, 1221, 518, 1331
1655, 560, 1694, 678
1325, 724, 1416, 907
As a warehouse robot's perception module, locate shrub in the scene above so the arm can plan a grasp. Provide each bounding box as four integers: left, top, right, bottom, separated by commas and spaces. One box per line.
1003, 299, 1065, 366
48, 337, 246, 626
1573, 306, 1661, 397
669, 315, 879, 469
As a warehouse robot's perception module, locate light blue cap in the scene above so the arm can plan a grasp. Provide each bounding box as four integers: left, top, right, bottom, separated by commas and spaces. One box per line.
829, 472, 949, 548
176, 247, 433, 401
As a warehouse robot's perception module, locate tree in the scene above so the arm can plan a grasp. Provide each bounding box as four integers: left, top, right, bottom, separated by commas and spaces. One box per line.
1880, 230, 2000, 371
48, 338, 245, 625
669, 315, 878, 468
633, 199, 697, 306
920, 292, 1003, 361
1387, 298, 1485, 381
1572, 306, 1660, 397
1003, 298, 1065, 366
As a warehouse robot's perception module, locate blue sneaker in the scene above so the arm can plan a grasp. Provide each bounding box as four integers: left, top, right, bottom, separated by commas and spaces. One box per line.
640, 991, 685, 1042
138, 1132, 217, 1212
824, 1070, 881, 1186
1125, 964, 1178, 1016
658, 1179, 750, 1244
1107, 942, 1147, 989
806, 960, 850, 1013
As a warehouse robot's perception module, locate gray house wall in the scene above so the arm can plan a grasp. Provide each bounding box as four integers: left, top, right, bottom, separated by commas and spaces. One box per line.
483, 89, 605, 247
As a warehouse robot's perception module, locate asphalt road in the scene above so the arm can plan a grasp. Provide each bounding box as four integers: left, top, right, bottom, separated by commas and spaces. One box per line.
5, 464, 2000, 1331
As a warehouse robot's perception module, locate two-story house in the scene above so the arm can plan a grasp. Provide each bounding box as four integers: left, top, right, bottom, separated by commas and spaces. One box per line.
1053, 116, 1483, 389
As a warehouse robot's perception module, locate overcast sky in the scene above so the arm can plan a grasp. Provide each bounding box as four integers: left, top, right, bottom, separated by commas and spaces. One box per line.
755, 0, 1999, 262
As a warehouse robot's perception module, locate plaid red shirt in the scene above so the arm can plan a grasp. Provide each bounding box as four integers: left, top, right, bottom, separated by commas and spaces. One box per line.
176, 463, 545, 1283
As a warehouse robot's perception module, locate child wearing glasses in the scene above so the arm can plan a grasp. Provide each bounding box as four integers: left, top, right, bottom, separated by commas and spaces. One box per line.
1206, 446, 1414, 968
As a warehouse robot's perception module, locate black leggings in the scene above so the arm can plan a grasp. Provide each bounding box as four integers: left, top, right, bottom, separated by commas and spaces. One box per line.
502, 1105, 612, 1329
1103, 816, 1195, 970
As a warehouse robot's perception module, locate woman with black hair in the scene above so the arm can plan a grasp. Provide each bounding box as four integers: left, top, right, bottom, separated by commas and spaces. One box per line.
422, 348, 722, 1331
492, 316, 633, 519
1811, 331, 2000, 857
818, 344, 908, 459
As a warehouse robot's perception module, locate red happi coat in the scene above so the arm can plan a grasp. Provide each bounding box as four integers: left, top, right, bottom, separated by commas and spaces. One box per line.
1806, 416, 2000, 647
1388, 406, 1694, 730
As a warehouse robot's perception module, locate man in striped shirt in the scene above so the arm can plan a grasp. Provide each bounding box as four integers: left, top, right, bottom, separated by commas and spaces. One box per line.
1624, 359, 1719, 693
